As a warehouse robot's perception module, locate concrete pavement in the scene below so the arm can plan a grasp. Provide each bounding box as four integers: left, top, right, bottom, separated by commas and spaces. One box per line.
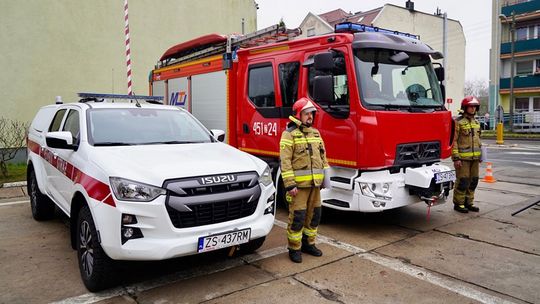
1, 159, 539, 303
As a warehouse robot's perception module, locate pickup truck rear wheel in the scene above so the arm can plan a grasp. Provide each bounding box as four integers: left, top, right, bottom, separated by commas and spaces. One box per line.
77, 206, 116, 291
240, 236, 266, 254
29, 169, 55, 221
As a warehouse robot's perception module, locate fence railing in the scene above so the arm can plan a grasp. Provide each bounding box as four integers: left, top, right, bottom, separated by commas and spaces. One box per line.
478, 111, 540, 132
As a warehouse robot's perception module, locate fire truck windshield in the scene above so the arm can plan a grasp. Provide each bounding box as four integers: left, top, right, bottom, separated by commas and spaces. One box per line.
354, 49, 444, 111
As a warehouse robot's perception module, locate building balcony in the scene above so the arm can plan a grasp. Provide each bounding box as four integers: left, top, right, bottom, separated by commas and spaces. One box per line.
500, 74, 540, 92
501, 0, 540, 16
501, 38, 540, 54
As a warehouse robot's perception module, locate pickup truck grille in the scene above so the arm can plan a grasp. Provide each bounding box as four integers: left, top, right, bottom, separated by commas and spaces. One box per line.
166, 199, 258, 228
394, 141, 440, 166
163, 172, 261, 228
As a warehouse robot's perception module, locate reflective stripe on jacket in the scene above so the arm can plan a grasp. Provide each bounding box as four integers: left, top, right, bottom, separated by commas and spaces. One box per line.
452, 115, 482, 161
280, 116, 330, 189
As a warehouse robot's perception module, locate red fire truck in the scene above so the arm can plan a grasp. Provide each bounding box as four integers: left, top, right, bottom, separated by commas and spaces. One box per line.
149, 22, 456, 212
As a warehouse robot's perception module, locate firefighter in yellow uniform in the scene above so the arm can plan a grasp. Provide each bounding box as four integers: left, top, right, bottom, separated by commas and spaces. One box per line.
452, 96, 482, 213
280, 98, 329, 263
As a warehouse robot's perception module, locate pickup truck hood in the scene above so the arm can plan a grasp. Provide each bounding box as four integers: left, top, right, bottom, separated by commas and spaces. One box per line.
89, 143, 265, 187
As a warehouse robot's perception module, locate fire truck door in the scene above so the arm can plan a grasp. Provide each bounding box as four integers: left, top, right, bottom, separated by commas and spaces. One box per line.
238, 61, 282, 157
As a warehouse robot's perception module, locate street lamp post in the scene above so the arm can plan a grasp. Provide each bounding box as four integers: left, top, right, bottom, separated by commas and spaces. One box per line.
509, 11, 516, 132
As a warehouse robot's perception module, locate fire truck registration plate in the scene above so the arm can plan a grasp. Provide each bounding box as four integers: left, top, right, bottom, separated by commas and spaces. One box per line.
197, 229, 251, 253
434, 171, 456, 184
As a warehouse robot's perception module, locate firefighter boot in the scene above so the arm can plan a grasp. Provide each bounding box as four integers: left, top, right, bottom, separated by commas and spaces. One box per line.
288, 249, 302, 263
301, 236, 323, 256
301, 243, 323, 257
454, 204, 469, 213
466, 204, 480, 212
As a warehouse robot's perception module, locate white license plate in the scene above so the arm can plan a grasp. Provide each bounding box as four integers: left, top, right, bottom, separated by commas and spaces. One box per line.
197, 229, 251, 253
434, 170, 456, 184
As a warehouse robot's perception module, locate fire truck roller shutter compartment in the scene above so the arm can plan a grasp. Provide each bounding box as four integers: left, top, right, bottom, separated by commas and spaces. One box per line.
191, 71, 228, 139
152, 80, 166, 102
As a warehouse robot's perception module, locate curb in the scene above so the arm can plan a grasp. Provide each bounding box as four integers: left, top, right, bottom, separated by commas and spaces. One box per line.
0, 181, 26, 188
1, 181, 27, 188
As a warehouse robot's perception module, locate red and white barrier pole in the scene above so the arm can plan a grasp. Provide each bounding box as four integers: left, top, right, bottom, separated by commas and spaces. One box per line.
124, 0, 133, 95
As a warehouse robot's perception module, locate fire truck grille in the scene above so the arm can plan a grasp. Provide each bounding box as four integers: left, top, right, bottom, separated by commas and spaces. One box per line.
166, 199, 258, 228
394, 141, 440, 166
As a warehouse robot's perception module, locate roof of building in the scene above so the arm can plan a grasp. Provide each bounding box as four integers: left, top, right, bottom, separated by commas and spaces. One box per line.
318, 8, 352, 25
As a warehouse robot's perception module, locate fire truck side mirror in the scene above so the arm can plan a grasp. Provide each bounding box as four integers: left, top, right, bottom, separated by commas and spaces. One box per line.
434, 66, 445, 82
313, 75, 334, 104
314, 52, 334, 71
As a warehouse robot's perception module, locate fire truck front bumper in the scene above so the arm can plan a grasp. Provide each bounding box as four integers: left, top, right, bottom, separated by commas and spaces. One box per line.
321, 163, 455, 212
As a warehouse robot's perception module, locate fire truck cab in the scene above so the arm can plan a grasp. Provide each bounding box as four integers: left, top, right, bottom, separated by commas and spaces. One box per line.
150, 22, 456, 213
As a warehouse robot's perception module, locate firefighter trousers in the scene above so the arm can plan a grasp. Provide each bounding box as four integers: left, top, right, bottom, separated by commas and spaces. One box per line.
453, 160, 480, 206
286, 187, 322, 250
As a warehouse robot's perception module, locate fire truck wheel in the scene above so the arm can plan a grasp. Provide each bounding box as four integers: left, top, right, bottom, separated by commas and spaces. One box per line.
29, 168, 55, 221
241, 236, 266, 254
77, 206, 116, 292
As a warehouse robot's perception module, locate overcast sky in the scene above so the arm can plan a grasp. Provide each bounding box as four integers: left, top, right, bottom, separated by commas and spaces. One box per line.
256, 0, 492, 83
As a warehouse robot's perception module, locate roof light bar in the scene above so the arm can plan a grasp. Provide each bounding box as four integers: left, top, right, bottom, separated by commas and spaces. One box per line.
77, 93, 164, 101
335, 22, 420, 40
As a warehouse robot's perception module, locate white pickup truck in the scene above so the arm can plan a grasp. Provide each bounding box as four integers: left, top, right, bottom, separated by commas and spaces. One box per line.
26, 93, 276, 291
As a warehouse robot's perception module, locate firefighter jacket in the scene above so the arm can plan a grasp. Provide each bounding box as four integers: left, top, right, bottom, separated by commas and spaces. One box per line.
452, 115, 482, 161
280, 116, 330, 190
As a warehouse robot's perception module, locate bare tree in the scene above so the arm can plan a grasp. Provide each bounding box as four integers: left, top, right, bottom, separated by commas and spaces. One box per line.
464, 79, 488, 98
0, 117, 29, 177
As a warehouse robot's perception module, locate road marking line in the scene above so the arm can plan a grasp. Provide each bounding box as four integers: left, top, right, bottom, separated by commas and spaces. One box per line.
275, 218, 516, 304
505, 152, 540, 155
50, 246, 286, 304
0, 200, 29, 207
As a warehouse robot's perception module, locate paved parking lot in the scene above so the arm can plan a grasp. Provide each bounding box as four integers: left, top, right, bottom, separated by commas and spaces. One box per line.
1, 146, 539, 304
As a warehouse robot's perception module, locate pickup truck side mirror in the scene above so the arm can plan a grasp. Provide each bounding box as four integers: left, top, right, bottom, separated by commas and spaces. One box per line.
46, 131, 76, 150
210, 129, 226, 142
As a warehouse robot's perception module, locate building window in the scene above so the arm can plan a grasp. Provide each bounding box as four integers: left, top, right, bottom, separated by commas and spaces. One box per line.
516, 27, 528, 41
248, 64, 275, 108
534, 97, 540, 111
515, 98, 530, 112
307, 28, 315, 37
515, 60, 533, 75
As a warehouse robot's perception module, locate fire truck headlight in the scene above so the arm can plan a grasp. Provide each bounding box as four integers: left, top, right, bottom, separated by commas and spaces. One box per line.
259, 166, 273, 187
110, 177, 166, 202
382, 183, 390, 194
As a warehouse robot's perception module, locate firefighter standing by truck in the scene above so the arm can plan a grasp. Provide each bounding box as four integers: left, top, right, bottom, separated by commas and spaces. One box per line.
280, 98, 329, 263
452, 96, 483, 213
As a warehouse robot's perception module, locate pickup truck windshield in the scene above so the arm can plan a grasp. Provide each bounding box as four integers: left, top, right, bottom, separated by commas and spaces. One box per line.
88, 108, 213, 146
354, 49, 443, 110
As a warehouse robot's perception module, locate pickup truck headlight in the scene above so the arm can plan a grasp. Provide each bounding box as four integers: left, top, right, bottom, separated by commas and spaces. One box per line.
259, 166, 273, 187
110, 177, 166, 202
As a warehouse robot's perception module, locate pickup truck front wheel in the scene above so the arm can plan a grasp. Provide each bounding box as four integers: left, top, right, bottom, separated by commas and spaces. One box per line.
77, 206, 116, 291
29, 169, 55, 221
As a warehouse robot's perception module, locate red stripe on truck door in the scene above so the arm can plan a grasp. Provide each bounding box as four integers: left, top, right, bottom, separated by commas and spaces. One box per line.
27, 139, 116, 207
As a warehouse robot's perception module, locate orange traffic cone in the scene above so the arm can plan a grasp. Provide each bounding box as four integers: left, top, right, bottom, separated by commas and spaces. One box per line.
482, 162, 496, 183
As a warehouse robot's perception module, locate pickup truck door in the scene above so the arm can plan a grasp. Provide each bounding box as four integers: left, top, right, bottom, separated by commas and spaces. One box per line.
53, 108, 81, 213
43, 108, 67, 208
